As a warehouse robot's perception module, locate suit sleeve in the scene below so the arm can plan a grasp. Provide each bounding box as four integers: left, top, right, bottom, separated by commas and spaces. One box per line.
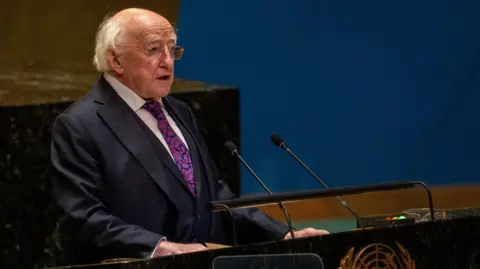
184, 104, 290, 244
50, 113, 163, 259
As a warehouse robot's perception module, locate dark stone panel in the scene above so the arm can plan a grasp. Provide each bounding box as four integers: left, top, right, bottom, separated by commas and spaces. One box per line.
0, 102, 70, 269
173, 89, 240, 194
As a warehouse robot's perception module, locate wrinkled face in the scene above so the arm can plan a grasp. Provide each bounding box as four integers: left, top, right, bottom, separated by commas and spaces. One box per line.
108, 16, 177, 99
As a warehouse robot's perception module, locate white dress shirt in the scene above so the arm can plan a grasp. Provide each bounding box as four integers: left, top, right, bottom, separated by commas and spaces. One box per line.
104, 73, 187, 257
104, 73, 189, 161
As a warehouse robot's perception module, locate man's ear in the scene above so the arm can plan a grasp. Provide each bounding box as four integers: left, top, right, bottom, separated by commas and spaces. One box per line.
106, 49, 123, 75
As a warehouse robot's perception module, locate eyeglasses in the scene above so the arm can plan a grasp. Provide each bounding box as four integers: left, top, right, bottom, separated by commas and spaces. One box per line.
145, 45, 184, 60
172, 45, 184, 60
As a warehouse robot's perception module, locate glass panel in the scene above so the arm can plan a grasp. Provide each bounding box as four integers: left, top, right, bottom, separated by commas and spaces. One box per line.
402, 208, 447, 222
212, 253, 324, 269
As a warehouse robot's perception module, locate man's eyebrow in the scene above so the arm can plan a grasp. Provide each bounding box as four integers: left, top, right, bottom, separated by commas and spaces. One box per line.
167, 35, 177, 42
145, 35, 177, 45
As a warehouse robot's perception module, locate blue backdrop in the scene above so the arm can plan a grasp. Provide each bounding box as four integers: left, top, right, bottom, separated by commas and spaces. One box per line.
175, 1, 480, 193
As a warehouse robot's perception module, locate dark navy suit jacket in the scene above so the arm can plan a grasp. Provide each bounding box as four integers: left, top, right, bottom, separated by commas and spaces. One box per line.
50, 76, 288, 263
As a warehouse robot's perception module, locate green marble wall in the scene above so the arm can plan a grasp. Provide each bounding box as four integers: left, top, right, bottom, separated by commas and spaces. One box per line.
0, 1, 187, 106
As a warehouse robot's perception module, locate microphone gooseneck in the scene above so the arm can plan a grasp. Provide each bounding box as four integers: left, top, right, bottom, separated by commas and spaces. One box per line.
224, 141, 296, 239
270, 135, 365, 228
215, 203, 237, 246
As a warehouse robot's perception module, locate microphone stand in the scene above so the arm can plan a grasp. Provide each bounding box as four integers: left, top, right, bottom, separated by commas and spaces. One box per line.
215, 204, 237, 246
283, 145, 365, 228
236, 152, 296, 239
225, 141, 296, 239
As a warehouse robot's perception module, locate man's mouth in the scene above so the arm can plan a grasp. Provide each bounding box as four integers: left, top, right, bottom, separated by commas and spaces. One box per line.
157, 75, 171, 81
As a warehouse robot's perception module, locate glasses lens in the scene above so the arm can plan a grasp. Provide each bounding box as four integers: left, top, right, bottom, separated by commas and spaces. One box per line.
174, 46, 184, 60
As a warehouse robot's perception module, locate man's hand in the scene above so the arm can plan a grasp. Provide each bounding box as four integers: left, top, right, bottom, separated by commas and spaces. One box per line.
284, 227, 329, 240
154, 241, 208, 257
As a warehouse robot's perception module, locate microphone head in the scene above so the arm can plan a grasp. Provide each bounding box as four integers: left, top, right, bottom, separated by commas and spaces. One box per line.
270, 134, 286, 148
224, 141, 239, 155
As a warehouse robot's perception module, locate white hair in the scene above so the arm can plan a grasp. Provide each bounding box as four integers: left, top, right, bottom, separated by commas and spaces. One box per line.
93, 14, 125, 72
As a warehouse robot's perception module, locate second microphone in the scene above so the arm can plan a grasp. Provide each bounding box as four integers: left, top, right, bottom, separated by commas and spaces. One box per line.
224, 141, 296, 239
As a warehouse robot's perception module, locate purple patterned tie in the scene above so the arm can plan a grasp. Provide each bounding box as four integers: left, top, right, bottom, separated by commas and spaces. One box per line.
143, 100, 195, 195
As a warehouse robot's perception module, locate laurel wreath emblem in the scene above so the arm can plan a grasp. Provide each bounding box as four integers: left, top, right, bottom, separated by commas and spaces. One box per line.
338, 241, 416, 269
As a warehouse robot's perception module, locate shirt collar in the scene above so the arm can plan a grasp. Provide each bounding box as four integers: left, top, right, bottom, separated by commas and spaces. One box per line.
104, 73, 163, 112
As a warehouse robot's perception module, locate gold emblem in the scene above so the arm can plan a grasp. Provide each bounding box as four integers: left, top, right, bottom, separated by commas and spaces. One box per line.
338, 242, 416, 269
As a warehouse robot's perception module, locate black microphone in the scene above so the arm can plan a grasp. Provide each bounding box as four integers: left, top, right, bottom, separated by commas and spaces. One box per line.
224, 141, 296, 239
270, 135, 365, 228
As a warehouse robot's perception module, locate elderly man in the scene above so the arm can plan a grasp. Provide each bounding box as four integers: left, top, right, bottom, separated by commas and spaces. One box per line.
50, 8, 328, 262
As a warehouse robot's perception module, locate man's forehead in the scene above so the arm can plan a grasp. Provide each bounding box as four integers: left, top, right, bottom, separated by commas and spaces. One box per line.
128, 23, 177, 44
143, 31, 177, 43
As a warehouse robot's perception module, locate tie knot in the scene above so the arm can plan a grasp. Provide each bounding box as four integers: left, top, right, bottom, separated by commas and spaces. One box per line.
143, 100, 165, 120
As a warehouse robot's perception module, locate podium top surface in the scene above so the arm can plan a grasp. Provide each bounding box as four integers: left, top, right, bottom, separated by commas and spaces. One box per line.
209, 180, 421, 211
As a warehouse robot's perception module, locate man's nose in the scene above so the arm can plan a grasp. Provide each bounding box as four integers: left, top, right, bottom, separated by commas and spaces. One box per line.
159, 47, 174, 67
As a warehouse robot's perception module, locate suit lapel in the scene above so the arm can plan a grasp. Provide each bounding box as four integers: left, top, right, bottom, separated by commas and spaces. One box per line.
94, 78, 193, 204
